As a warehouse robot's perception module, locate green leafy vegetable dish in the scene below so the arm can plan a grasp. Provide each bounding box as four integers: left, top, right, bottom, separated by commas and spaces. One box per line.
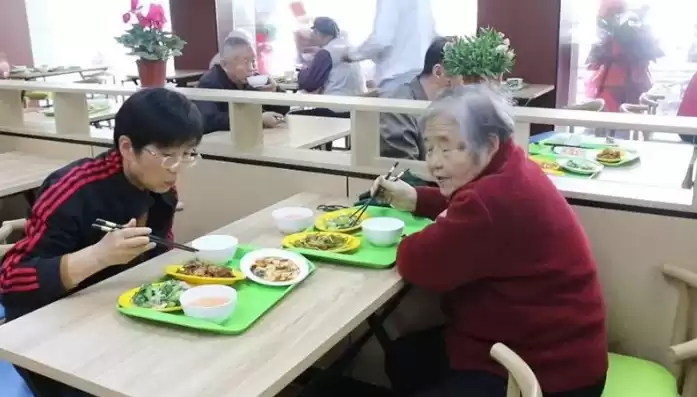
325, 214, 353, 231
566, 159, 596, 171
131, 280, 189, 309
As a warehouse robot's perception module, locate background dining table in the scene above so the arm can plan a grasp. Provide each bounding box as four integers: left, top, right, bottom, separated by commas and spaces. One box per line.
0, 151, 66, 200
0, 193, 404, 397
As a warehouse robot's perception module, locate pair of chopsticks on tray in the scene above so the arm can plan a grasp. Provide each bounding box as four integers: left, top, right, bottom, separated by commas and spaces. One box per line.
91, 219, 198, 253
346, 161, 408, 228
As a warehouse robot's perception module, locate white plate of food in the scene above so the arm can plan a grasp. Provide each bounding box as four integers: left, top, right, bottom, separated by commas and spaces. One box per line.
239, 248, 310, 287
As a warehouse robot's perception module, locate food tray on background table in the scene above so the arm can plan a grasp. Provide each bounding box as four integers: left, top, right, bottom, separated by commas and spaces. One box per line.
537, 133, 619, 149
551, 146, 640, 167
529, 154, 599, 179
286, 206, 432, 269
117, 245, 315, 334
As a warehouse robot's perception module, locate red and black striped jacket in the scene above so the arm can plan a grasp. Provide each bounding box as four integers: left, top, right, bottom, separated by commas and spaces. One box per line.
0, 150, 177, 320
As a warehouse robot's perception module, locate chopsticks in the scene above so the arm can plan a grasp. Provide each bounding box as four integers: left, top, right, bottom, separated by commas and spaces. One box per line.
91, 219, 199, 253
347, 162, 407, 228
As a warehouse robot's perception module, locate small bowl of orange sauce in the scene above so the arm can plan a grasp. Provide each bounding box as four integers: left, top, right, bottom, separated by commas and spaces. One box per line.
179, 285, 237, 324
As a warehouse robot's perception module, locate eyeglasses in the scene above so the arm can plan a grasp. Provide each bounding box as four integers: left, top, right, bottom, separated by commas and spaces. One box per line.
143, 147, 201, 170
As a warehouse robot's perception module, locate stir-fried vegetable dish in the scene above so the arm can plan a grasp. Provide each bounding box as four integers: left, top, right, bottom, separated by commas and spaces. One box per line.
131, 280, 188, 309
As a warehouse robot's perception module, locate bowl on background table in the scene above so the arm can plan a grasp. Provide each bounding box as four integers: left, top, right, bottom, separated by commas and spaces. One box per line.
361, 217, 405, 247
272, 206, 314, 234
247, 75, 269, 87
191, 235, 238, 264
179, 285, 238, 324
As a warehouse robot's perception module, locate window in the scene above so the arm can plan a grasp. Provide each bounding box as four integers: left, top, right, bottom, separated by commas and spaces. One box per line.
25, 0, 173, 78
231, 0, 477, 77
570, 0, 697, 107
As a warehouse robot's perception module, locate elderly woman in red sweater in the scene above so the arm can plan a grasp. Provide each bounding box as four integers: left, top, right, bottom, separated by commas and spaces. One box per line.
373, 85, 608, 397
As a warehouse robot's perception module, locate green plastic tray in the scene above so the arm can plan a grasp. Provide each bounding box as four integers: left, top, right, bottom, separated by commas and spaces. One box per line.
117, 245, 315, 335
529, 154, 598, 179
288, 206, 432, 269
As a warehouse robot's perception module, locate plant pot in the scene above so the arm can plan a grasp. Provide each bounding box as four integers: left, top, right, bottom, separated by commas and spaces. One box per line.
136, 59, 167, 87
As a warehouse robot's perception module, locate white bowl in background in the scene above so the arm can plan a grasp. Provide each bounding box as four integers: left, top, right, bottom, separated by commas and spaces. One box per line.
247, 75, 269, 87
191, 235, 238, 264
271, 207, 314, 234
179, 285, 237, 324
361, 217, 405, 247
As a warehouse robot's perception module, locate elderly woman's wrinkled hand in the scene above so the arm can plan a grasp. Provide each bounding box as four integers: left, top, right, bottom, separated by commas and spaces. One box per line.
370, 176, 417, 212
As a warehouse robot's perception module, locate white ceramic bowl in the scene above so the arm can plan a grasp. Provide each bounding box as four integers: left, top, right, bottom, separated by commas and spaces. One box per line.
247, 75, 269, 87
271, 207, 314, 234
179, 285, 237, 324
191, 235, 238, 264
361, 217, 405, 247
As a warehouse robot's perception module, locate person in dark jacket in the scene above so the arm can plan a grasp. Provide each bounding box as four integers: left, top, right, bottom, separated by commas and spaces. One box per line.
196, 35, 289, 134
0, 88, 204, 397
373, 85, 608, 397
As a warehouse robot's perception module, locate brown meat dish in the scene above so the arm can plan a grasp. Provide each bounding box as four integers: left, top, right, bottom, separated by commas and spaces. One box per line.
177, 259, 234, 278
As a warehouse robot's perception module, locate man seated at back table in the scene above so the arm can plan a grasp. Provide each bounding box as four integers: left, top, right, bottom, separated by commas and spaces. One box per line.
357, 37, 457, 204
196, 35, 290, 134
292, 17, 365, 119
380, 36, 460, 160
0, 88, 204, 397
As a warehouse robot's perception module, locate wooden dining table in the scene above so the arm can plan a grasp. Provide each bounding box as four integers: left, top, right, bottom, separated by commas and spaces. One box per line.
0, 151, 66, 200
7, 66, 109, 81
125, 69, 208, 87
0, 193, 404, 397
205, 115, 351, 150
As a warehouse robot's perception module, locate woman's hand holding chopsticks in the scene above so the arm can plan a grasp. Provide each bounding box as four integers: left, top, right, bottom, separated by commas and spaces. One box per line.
370, 175, 417, 212
92, 218, 155, 267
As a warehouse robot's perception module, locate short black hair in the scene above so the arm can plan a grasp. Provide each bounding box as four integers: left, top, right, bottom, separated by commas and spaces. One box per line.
312, 17, 340, 38
113, 88, 204, 151
420, 36, 450, 77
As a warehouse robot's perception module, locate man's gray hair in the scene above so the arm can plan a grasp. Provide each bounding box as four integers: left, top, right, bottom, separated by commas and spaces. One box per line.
220, 34, 252, 58
421, 84, 515, 161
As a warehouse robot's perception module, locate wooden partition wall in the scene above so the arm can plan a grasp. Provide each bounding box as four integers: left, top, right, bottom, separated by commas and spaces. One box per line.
2, 80, 697, 386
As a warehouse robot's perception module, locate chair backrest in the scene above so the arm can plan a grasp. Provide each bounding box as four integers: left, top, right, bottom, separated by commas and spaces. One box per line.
640, 92, 661, 114
619, 103, 650, 114
564, 99, 605, 112
662, 264, 697, 397
490, 343, 542, 397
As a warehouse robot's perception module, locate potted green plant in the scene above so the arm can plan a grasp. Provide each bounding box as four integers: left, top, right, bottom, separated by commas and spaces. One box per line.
116, 0, 186, 87
443, 28, 516, 84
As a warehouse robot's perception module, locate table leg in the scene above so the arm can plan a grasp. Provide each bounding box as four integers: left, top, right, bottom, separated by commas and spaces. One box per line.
298, 285, 411, 394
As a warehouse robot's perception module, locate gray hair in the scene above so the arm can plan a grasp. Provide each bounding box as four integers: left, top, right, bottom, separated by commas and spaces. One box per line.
220, 34, 253, 58
421, 84, 515, 162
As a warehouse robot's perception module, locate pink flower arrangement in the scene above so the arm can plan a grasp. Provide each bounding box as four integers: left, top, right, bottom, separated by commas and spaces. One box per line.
122, 0, 167, 30
115, 0, 185, 61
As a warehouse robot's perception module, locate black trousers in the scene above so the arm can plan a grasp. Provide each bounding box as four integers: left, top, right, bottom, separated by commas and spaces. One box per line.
15, 366, 94, 397
384, 327, 606, 397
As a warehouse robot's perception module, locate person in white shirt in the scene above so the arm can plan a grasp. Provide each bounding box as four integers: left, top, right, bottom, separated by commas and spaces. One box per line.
342, 0, 436, 95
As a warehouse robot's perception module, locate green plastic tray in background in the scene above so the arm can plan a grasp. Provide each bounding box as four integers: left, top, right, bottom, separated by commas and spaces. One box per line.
117, 245, 315, 335
289, 206, 432, 269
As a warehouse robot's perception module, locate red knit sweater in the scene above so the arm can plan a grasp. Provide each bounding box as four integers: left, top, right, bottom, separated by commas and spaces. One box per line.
396, 139, 608, 393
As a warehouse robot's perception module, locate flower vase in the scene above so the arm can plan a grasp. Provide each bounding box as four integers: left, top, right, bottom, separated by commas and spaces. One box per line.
137, 59, 167, 87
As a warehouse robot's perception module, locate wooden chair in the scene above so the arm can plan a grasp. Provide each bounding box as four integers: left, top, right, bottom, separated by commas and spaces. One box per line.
563, 99, 605, 135
0, 219, 25, 256
603, 263, 697, 397
490, 343, 542, 397
619, 103, 651, 141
